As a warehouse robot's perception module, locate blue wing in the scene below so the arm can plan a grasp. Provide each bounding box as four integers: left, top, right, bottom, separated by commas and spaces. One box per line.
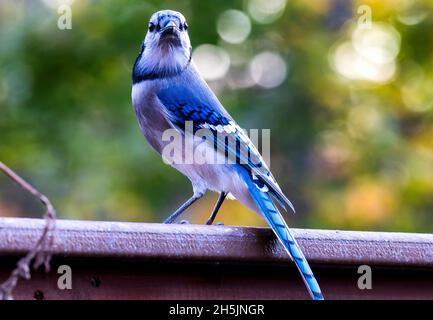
159, 85, 231, 129
157, 83, 294, 213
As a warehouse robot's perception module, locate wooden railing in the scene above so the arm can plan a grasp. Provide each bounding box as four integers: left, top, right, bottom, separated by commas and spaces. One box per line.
1, 218, 433, 300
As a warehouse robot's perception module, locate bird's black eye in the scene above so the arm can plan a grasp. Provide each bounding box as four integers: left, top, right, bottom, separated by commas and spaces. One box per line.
184, 22, 188, 30
148, 23, 155, 32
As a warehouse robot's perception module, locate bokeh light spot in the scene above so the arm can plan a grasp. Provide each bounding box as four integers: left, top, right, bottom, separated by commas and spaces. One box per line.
331, 23, 400, 83
352, 24, 400, 65
249, 51, 287, 88
193, 44, 231, 81
217, 10, 251, 44
247, 0, 287, 24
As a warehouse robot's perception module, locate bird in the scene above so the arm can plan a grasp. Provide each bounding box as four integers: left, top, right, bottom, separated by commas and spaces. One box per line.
131, 9, 324, 300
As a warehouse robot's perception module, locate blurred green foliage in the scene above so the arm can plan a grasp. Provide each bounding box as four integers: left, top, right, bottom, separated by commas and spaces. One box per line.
1, 0, 433, 232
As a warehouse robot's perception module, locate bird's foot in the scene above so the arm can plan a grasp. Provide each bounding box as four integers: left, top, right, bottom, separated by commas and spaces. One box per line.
179, 220, 190, 224
206, 220, 224, 226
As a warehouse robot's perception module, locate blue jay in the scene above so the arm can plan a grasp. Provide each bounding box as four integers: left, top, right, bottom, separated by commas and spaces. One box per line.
131, 10, 324, 300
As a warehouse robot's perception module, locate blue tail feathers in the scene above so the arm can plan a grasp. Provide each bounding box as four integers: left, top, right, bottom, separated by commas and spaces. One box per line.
242, 170, 324, 300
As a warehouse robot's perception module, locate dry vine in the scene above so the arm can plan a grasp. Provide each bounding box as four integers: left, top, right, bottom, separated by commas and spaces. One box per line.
0, 161, 56, 300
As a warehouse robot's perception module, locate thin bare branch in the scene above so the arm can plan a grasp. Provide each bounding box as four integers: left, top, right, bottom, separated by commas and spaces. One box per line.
0, 161, 56, 300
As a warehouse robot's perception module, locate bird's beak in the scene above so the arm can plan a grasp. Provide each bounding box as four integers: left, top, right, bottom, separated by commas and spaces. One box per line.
160, 21, 178, 37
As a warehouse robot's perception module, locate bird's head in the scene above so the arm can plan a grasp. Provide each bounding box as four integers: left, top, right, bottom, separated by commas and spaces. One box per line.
133, 10, 192, 82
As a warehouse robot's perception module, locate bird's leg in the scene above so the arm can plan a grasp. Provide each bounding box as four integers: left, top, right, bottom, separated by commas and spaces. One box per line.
206, 192, 227, 225
163, 192, 204, 224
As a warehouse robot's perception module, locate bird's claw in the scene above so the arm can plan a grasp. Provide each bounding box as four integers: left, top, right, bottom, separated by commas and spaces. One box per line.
179, 219, 190, 224
206, 221, 224, 226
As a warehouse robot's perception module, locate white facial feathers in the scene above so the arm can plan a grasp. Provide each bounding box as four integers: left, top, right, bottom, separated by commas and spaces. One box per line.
136, 10, 192, 78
